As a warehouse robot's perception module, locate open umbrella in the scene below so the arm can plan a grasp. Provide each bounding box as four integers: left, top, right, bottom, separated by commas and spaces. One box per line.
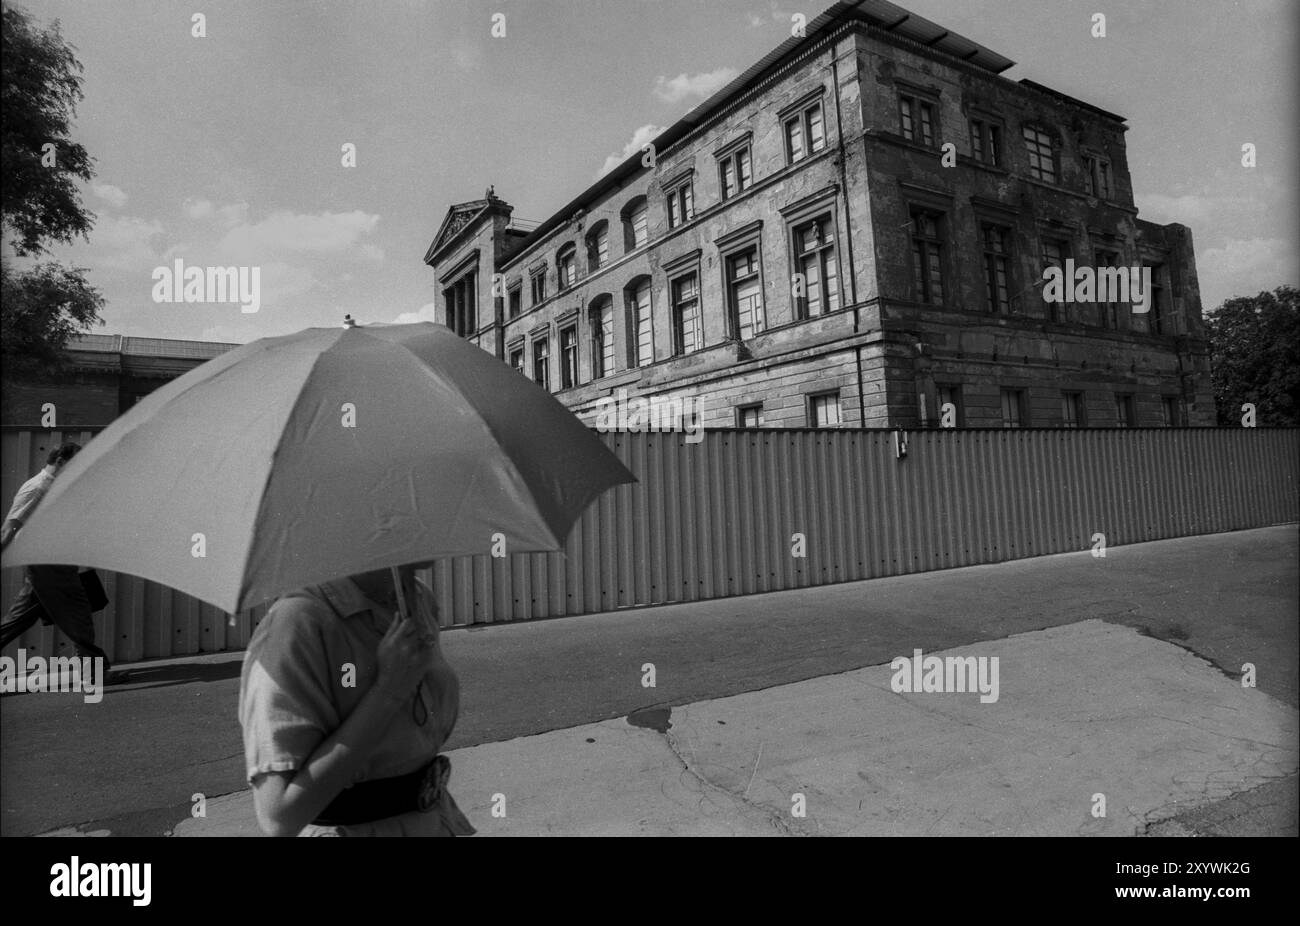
2, 322, 635, 614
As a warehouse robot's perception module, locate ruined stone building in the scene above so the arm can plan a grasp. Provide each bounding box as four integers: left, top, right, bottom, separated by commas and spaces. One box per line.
425, 0, 1213, 429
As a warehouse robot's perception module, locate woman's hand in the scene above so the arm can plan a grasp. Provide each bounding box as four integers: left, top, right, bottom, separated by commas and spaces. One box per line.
375, 612, 430, 705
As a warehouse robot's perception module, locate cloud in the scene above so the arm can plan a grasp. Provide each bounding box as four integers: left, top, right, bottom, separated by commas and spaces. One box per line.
80, 214, 166, 271
1199, 237, 1291, 278
392, 302, 440, 325
217, 202, 249, 228
92, 183, 128, 209
184, 199, 250, 228
198, 324, 253, 344
653, 67, 739, 104
217, 210, 381, 260
183, 198, 214, 219
252, 260, 320, 306
746, 12, 766, 27
1138, 192, 1244, 230
1136, 172, 1287, 230
598, 123, 666, 177
1197, 237, 1298, 310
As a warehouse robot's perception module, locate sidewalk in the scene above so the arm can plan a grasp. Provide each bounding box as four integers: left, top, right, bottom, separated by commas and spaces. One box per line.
174, 617, 1297, 836
7, 525, 1297, 837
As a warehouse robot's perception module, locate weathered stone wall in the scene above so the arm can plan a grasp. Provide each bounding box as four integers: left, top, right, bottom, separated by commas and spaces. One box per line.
852, 25, 1212, 427
427, 17, 1213, 430
483, 29, 872, 429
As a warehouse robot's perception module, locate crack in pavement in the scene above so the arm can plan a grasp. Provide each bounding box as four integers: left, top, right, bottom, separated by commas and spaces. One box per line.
625, 707, 805, 836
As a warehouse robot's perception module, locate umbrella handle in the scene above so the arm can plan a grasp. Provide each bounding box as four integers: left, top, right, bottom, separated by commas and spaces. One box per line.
391, 565, 411, 621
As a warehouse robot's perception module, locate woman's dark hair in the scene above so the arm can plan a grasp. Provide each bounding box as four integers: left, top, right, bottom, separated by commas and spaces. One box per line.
46, 443, 81, 466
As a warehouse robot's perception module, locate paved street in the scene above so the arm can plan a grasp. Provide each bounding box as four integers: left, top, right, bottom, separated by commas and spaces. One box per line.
3, 525, 1296, 837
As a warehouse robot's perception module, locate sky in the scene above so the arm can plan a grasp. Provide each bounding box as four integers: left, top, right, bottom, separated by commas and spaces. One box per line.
9, 0, 1298, 344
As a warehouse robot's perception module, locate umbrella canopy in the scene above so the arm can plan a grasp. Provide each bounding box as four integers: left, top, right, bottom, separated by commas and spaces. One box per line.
2, 322, 635, 613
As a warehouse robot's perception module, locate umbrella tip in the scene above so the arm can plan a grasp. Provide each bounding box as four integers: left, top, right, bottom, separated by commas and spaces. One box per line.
342, 314, 359, 328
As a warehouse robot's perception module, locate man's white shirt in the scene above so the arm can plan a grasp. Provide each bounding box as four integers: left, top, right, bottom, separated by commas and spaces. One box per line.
5, 467, 56, 526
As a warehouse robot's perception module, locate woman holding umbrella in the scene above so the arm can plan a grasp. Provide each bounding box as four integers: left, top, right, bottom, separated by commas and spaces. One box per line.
3, 321, 634, 834
239, 562, 476, 836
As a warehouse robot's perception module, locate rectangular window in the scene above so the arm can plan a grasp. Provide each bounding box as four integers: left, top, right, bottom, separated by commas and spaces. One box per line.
509, 347, 524, 375
530, 270, 547, 306
532, 337, 550, 390
1095, 249, 1121, 329
725, 246, 764, 340
627, 201, 648, 250
737, 403, 763, 428
666, 181, 694, 229
970, 119, 1002, 167
982, 223, 1012, 313
671, 272, 702, 355
588, 225, 609, 270
807, 103, 826, 152
1041, 238, 1069, 322
785, 117, 805, 163
792, 214, 840, 319
1061, 391, 1084, 428
560, 325, 578, 389
719, 146, 753, 200
910, 209, 945, 305
1115, 393, 1135, 427
784, 100, 826, 164
558, 249, 576, 290
1023, 125, 1056, 183
809, 391, 841, 428
936, 384, 962, 427
1161, 396, 1180, 427
899, 94, 936, 147
626, 281, 653, 367
508, 283, 522, 319
1085, 156, 1112, 199
590, 302, 614, 379
1000, 388, 1027, 428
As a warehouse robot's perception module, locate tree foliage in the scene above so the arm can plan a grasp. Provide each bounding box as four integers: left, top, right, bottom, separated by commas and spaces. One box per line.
1, 261, 105, 374
1204, 285, 1300, 426
1, 2, 95, 256
1, 2, 103, 378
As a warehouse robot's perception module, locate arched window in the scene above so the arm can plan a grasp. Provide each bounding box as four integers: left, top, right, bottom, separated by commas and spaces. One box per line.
588, 294, 615, 379
557, 243, 577, 290
621, 197, 648, 253
624, 275, 653, 368
586, 220, 610, 272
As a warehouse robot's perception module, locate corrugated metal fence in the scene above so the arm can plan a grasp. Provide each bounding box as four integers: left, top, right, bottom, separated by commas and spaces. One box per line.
3, 426, 1296, 661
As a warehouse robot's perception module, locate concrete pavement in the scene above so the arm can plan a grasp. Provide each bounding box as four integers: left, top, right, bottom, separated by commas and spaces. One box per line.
4, 525, 1296, 837
172, 617, 1297, 836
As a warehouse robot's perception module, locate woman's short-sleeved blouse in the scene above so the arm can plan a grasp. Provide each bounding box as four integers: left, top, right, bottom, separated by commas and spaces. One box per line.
238, 577, 473, 836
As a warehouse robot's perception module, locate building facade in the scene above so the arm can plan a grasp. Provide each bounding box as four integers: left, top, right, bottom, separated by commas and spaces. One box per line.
1, 334, 238, 428
425, 0, 1213, 430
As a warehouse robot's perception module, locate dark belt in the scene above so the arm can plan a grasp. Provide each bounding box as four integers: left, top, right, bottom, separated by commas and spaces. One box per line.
312, 755, 450, 827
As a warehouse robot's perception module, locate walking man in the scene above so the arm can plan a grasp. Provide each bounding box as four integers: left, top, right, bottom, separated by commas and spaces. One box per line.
0, 443, 117, 679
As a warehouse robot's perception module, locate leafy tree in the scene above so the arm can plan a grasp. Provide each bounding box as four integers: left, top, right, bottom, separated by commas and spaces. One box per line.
1, 2, 103, 377
1, 2, 95, 255
1204, 285, 1300, 426
1, 260, 105, 374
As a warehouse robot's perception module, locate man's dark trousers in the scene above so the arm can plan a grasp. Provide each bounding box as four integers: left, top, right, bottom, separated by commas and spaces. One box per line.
0, 565, 111, 666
